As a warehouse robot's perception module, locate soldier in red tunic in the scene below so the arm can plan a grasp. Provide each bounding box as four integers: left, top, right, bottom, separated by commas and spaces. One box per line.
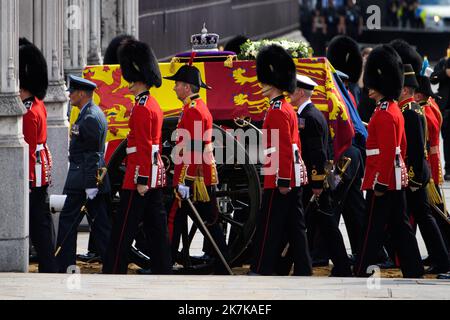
249, 45, 312, 276
164, 65, 229, 274
19, 38, 56, 273
355, 45, 424, 278
103, 40, 172, 274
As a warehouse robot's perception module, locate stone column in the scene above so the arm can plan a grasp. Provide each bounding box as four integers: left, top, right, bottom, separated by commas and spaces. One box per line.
0, 0, 29, 272
121, 0, 139, 38
101, 0, 139, 54
87, 0, 102, 65
37, 0, 70, 195
63, 0, 88, 76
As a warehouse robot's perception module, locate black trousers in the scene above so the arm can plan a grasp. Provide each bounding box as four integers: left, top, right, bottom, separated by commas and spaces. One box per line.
168, 187, 229, 274
432, 185, 450, 253
30, 186, 57, 273
56, 193, 111, 273
334, 146, 366, 256
355, 190, 424, 278
304, 187, 352, 276
251, 188, 312, 276
406, 188, 450, 269
103, 189, 172, 274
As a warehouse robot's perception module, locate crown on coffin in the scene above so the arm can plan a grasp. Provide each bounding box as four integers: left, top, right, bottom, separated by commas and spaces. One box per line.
191, 23, 219, 51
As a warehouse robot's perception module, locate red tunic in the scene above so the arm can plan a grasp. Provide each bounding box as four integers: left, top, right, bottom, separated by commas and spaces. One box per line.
22, 97, 52, 188
422, 99, 443, 184
122, 92, 166, 190
362, 100, 408, 191
172, 95, 218, 187
262, 96, 308, 189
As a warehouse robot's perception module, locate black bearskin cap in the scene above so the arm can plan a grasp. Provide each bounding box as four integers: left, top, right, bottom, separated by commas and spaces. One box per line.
224, 35, 249, 55
19, 38, 48, 100
390, 39, 423, 76
327, 35, 363, 83
104, 34, 136, 65
256, 44, 296, 93
118, 40, 162, 88
363, 44, 404, 100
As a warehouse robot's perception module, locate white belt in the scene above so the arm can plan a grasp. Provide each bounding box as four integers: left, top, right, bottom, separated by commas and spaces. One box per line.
264, 147, 277, 156
126, 147, 137, 155
151, 145, 160, 188
292, 144, 303, 187
366, 147, 401, 157
36, 144, 45, 152
430, 146, 439, 155
366, 149, 380, 157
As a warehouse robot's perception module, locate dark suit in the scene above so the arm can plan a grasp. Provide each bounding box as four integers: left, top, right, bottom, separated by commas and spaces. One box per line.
276, 102, 351, 276
56, 101, 111, 273
299, 102, 352, 276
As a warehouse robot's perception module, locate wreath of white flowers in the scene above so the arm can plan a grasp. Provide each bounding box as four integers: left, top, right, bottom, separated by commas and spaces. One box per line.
238, 39, 312, 60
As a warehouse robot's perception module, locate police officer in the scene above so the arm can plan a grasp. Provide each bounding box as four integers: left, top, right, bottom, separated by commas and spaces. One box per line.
55, 75, 111, 273
19, 38, 56, 273
103, 40, 172, 275
355, 45, 423, 278
398, 65, 450, 274
164, 64, 229, 274
249, 45, 312, 276
292, 74, 352, 277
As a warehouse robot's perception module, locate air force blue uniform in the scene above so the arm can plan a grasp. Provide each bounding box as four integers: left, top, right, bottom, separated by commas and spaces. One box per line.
56, 76, 112, 273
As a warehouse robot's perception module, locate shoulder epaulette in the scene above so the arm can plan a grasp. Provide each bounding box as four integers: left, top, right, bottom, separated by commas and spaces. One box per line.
24, 101, 33, 110
273, 101, 282, 110
138, 95, 148, 106
379, 101, 389, 111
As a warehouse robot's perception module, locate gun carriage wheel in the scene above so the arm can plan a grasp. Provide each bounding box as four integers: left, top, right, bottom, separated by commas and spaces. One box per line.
107, 117, 262, 273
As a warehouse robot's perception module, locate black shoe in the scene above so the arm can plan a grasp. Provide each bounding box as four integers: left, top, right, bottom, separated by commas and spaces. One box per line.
312, 258, 329, 267
425, 265, 449, 275
422, 256, 432, 266
29, 254, 39, 263
191, 253, 212, 263
77, 252, 102, 263
136, 268, 153, 275
377, 258, 396, 269
437, 272, 450, 279
444, 174, 450, 182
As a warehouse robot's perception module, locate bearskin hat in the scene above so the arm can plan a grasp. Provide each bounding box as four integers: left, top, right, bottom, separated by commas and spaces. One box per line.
19, 38, 48, 100
416, 75, 436, 98
256, 44, 296, 93
103, 34, 136, 65
224, 35, 249, 55
390, 39, 422, 76
118, 39, 161, 88
326, 35, 362, 83
363, 44, 404, 100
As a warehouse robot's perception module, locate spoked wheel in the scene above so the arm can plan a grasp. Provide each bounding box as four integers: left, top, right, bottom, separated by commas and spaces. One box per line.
107, 117, 261, 274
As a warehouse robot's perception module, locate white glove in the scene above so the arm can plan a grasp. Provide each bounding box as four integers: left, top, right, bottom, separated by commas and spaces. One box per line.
409, 186, 419, 193
86, 188, 99, 200
177, 184, 190, 200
